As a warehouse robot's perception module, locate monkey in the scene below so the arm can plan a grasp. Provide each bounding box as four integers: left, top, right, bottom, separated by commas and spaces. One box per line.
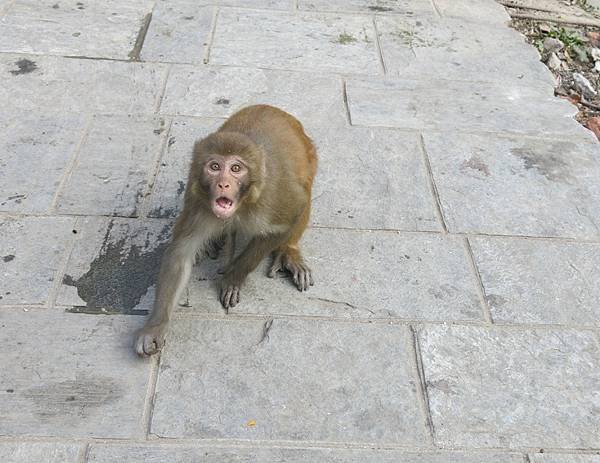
135, 104, 317, 356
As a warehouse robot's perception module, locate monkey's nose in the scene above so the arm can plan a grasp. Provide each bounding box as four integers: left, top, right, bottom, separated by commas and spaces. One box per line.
218, 182, 230, 190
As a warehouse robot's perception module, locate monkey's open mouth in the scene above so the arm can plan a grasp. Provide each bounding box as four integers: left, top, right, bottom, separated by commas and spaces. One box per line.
215, 197, 234, 209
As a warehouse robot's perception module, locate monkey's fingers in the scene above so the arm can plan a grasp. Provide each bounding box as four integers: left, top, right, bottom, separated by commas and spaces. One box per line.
268, 253, 284, 278
134, 329, 165, 356
220, 285, 240, 310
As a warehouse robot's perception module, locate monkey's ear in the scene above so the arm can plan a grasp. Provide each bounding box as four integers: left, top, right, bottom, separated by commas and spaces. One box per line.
247, 184, 263, 203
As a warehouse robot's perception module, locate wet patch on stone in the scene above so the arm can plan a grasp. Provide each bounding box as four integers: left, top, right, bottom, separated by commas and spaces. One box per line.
368, 5, 393, 12
10, 59, 38, 75
510, 147, 573, 183
215, 98, 230, 105
63, 221, 171, 315
176, 181, 185, 195
461, 154, 490, 177
2, 254, 15, 262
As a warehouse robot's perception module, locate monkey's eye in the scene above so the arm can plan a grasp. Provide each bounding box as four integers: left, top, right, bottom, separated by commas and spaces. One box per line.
209, 162, 220, 171
231, 164, 241, 173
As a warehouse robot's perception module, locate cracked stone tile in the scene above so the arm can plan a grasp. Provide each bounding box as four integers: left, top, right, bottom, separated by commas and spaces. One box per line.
433, 0, 511, 24
376, 15, 554, 87
0, 216, 74, 305
0, 442, 83, 463
419, 325, 600, 448
0, 54, 167, 114
140, 1, 213, 63
423, 133, 600, 238
210, 9, 380, 75
151, 318, 428, 444
55, 115, 167, 217
0, 309, 150, 438
346, 78, 594, 140
470, 237, 600, 326
531, 455, 600, 463
0, 0, 153, 59
181, 229, 483, 322
88, 444, 523, 463
146, 117, 222, 219
311, 127, 440, 231
160, 66, 347, 130
298, 0, 435, 16
0, 111, 86, 214
56, 217, 176, 315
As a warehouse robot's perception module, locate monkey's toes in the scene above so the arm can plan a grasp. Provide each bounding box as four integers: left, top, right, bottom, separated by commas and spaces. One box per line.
220, 285, 240, 310
134, 326, 166, 356
292, 265, 314, 292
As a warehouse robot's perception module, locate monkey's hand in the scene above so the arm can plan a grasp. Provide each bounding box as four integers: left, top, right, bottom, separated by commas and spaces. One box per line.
219, 278, 241, 311
134, 323, 167, 356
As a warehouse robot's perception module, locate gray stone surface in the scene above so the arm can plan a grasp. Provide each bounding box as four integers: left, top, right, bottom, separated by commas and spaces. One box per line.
346, 78, 594, 139
311, 127, 440, 231
422, 133, 600, 238
470, 237, 600, 326
151, 318, 427, 444
55, 115, 167, 216
141, 1, 213, 64
376, 16, 554, 86
210, 9, 380, 75
89, 445, 523, 463
298, 0, 435, 16
146, 117, 222, 218
0, 0, 153, 59
0, 216, 74, 305
433, 0, 511, 24
0, 111, 85, 214
0, 442, 83, 463
160, 66, 347, 130
0, 54, 167, 114
0, 309, 151, 438
531, 455, 600, 463
56, 217, 173, 315
182, 229, 483, 322
419, 325, 600, 448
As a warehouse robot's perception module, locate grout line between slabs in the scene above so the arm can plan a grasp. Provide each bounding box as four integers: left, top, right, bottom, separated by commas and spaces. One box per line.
418, 133, 448, 233
49, 114, 93, 214
372, 16, 387, 75
463, 236, 493, 324
47, 217, 81, 310
203, 7, 220, 65
141, 353, 162, 439
408, 325, 436, 445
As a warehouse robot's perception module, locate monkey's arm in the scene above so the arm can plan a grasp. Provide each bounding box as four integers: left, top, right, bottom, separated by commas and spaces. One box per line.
135, 231, 206, 356
219, 232, 286, 310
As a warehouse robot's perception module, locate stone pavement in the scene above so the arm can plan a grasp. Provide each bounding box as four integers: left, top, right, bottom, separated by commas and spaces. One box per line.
1, 0, 600, 461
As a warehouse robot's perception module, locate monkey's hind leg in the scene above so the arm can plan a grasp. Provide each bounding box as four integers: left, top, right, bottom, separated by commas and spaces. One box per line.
268, 206, 314, 291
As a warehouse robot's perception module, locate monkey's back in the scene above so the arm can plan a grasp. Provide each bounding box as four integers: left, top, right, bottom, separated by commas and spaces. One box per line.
218, 105, 317, 194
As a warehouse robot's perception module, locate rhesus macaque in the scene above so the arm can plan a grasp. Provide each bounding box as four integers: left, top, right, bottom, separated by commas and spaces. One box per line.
135, 105, 317, 356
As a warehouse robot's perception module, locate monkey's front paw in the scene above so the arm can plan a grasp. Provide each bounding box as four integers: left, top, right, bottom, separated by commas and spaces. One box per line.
220, 284, 240, 311
289, 261, 314, 292
134, 324, 167, 357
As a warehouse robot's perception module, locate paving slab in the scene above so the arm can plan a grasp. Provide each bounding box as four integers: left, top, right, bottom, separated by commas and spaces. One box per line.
55, 115, 167, 217
56, 217, 174, 315
183, 229, 483, 322
151, 318, 428, 444
0, 310, 150, 438
376, 16, 554, 86
89, 444, 523, 463
141, 1, 213, 64
0, 111, 86, 214
0, 442, 83, 463
210, 9, 380, 75
0, 216, 74, 306
147, 117, 222, 219
0, 0, 153, 59
422, 132, 600, 238
433, 0, 511, 24
470, 236, 600, 326
311, 127, 440, 231
298, 0, 435, 16
346, 78, 593, 139
531, 455, 600, 463
418, 325, 600, 448
0, 54, 167, 114
160, 66, 347, 130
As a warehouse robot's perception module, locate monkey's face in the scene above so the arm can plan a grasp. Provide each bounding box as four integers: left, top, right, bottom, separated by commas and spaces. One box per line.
202, 155, 249, 220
